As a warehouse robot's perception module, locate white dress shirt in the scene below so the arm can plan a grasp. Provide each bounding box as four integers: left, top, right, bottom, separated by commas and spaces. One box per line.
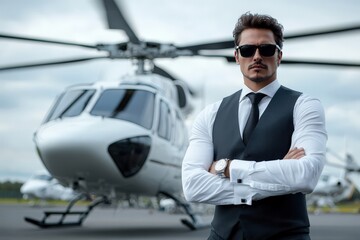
182, 80, 327, 205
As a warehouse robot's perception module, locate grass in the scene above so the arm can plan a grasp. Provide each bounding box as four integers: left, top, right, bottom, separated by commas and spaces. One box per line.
0, 198, 89, 206
307, 201, 360, 214
1, 198, 360, 214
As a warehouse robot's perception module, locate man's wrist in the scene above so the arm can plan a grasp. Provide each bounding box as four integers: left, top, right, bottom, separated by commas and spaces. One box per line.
225, 160, 232, 178
214, 158, 230, 178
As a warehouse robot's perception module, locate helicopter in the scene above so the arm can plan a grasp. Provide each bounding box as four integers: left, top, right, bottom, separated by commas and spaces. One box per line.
20, 171, 77, 202
0, 0, 360, 230
307, 148, 360, 212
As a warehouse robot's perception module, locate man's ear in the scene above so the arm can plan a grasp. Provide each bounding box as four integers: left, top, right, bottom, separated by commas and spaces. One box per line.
234, 50, 240, 64
277, 50, 283, 66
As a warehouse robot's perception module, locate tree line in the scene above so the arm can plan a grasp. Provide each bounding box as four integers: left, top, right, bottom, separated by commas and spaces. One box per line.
0, 181, 23, 198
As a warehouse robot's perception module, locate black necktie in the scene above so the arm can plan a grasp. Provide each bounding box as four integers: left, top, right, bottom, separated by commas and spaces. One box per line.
243, 93, 266, 145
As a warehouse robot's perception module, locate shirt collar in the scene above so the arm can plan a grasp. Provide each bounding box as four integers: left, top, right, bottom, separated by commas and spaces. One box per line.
239, 80, 281, 102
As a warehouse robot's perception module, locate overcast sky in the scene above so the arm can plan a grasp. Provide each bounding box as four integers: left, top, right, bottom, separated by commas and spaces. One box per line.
0, 0, 359, 181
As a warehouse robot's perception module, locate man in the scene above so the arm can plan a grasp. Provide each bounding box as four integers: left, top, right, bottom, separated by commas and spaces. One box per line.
182, 13, 327, 240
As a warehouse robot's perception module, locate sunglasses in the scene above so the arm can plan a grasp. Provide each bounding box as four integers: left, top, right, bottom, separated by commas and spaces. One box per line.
235, 44, 281, 58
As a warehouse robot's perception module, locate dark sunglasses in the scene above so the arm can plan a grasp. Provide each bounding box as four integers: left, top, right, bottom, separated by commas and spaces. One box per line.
235, 44, 281, 58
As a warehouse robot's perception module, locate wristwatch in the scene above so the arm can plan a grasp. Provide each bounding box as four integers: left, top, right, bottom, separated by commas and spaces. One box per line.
215, 158, 229, 178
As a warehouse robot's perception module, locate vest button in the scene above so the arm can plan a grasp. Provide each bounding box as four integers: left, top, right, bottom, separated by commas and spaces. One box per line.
241, 198, 247, 203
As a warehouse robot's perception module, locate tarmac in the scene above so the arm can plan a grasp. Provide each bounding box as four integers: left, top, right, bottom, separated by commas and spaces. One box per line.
1, 203, 359, 240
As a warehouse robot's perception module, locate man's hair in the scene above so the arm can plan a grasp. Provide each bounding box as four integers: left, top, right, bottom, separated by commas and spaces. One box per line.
233, 12, 284, 49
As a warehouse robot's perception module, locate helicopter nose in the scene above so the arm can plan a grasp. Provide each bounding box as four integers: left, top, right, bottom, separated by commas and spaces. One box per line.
108, 136, 151, 178
20, 182, 45, 195
34, 118, 153, 181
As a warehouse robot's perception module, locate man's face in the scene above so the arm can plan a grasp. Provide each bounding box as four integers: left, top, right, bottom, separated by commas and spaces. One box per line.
235, 28, 282, 89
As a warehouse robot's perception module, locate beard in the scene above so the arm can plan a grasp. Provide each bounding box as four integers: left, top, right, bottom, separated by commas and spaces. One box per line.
244, 69, 276, 83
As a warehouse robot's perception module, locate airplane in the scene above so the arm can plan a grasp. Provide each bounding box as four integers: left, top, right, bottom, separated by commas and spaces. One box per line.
0, 0, 360, 230
20, 171, 77, 202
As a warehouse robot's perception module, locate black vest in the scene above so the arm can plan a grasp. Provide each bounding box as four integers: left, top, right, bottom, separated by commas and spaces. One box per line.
212, 86, 309, 240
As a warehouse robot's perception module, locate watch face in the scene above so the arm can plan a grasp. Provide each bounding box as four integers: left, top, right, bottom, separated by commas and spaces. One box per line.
215, 159, 227, 171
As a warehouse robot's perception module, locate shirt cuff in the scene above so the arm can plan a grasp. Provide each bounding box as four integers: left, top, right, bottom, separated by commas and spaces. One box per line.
229, 160, 255, 184
233, 183, 253, 205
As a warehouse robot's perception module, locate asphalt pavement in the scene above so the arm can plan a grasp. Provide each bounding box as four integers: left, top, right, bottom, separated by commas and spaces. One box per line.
0, 203, 359, 240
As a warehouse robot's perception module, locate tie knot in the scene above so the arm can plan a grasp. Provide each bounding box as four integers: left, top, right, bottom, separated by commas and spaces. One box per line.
247, 93, 266, 105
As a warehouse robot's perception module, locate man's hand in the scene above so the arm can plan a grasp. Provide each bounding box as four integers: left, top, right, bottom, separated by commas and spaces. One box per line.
209, 162, 216, 174
283, 147, 305, 160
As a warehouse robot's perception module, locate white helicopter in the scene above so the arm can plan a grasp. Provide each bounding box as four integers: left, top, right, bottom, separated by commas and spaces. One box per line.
0, 0, 360, 230
307, 149, 360, 211
20, 171, 77, 202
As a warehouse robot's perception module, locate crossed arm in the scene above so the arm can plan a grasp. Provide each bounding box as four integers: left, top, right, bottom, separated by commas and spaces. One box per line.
182, 96, 327, 205
209, 147, 306, 177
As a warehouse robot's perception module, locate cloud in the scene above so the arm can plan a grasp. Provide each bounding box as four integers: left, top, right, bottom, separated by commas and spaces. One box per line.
0, 0, 360, 181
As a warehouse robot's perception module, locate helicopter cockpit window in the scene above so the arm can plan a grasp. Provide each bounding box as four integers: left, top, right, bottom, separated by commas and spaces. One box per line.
90, 89, 155, 129
44, 89, 95, 122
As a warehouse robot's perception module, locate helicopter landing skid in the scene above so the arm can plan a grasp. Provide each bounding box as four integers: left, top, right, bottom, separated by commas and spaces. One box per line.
159, 191, 211, 230
24, 194, 109, 228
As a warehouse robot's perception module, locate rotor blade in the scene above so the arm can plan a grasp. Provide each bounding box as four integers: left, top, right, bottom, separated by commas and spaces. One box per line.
284, 24, 360, 40
0, 33, 97, 49
286, 59, 360, 68
192, 54, 360, 67
0, 56, 108, 71
153, 65, 177, 81
176, 24, 360, 52
326, 148, 347, 162
101, 0, 140, 44
281, 59, 360, 68
153, 65, 196, 96
183, 53, 235, 62
326, 162, 360, 173
177, 40, 234, 52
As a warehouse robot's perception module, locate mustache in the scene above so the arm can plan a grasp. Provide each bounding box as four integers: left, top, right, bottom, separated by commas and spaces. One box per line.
249, 62, 267, 70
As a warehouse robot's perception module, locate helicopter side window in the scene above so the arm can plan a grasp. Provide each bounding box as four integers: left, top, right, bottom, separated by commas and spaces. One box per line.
90, 89, 155, 129
158, 100, 171, 141
33, 174, 53, 181
44, 89, 95, 122
321, 175, 329, 182
174, 112, 186, 149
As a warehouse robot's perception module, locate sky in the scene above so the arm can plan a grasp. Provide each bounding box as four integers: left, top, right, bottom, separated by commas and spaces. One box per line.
0, 0, 359, 181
